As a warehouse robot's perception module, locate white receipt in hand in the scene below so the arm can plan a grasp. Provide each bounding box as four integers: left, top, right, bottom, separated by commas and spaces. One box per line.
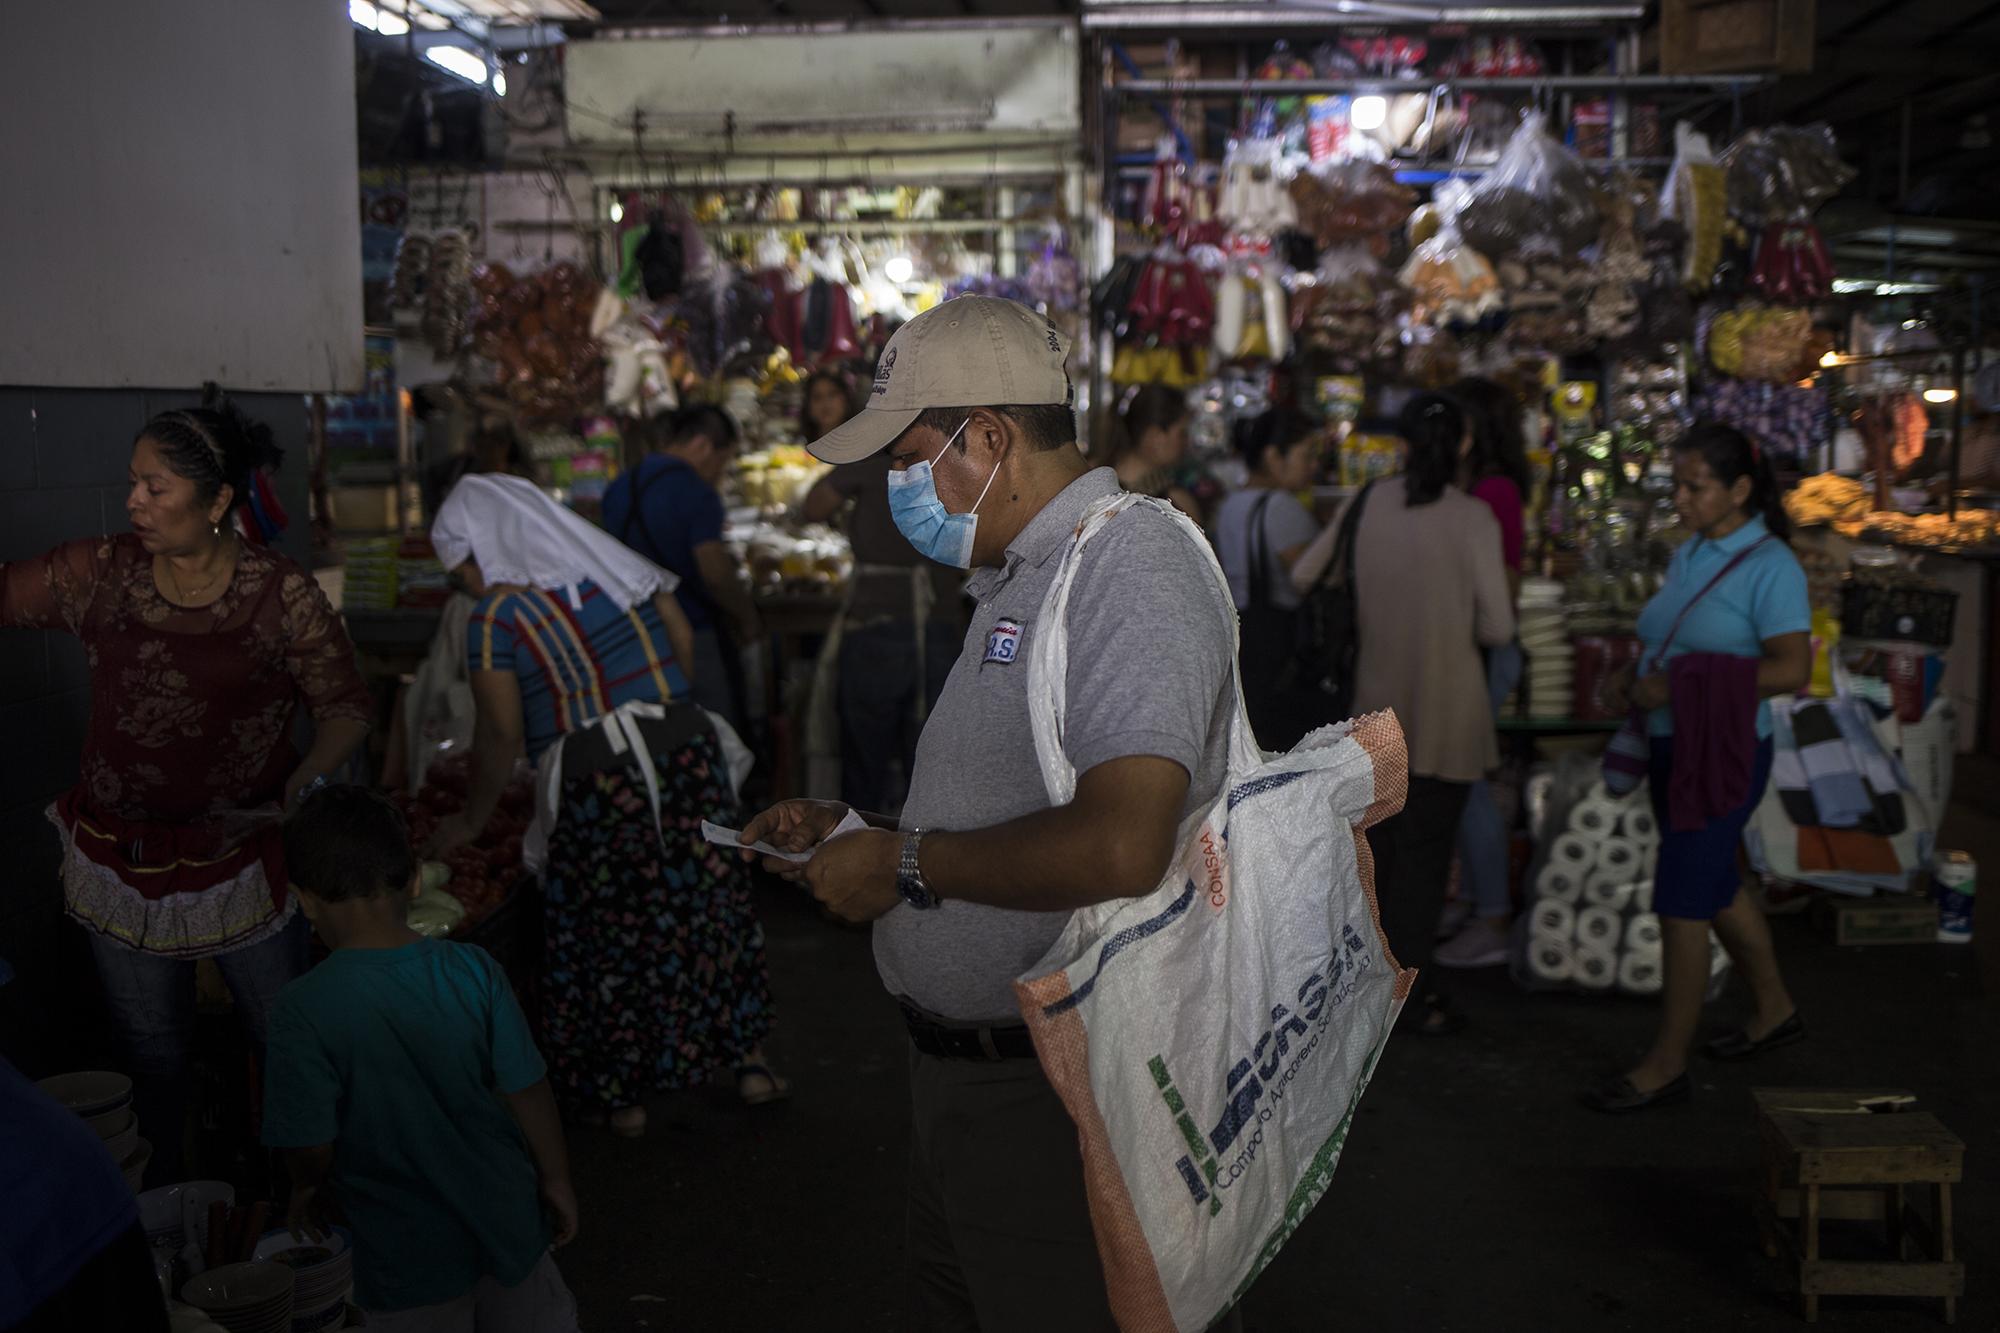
701, 810, 870, 864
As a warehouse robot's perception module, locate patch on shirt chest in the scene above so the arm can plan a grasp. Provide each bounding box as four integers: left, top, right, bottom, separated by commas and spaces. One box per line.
983, 618, 1024, 665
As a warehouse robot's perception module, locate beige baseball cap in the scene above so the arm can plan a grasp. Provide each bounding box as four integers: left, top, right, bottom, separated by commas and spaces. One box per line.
808, 295, 1072, 464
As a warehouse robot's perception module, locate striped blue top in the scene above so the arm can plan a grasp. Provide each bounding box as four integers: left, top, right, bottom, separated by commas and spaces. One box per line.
466, 580, 689, 761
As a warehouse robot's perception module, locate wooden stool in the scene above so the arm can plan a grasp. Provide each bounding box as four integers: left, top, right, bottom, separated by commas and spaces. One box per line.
1753, 1088, 1966, 1323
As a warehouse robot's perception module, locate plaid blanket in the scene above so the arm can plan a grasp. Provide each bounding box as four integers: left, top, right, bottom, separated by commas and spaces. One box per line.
1746, 694, 1932, 897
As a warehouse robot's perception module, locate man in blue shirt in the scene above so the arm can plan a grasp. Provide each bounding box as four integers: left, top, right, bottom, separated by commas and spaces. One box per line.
602, 405, 761, 728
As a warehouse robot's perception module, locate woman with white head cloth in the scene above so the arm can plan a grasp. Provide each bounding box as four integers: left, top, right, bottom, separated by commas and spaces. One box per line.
430, 475, 785, 1134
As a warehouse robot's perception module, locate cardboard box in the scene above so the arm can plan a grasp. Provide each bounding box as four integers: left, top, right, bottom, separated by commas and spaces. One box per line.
1818, 893, 1939, 946
1660, 0, 1816, 75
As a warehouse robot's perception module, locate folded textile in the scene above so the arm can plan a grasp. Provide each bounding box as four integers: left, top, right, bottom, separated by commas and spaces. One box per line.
1667, 652, 1762, 831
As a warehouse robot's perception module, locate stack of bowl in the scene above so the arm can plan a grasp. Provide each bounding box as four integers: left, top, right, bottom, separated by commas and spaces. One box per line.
37, 1071, 150, 1190
252, 1229, 353, 1333
179, 1262, 295, 1333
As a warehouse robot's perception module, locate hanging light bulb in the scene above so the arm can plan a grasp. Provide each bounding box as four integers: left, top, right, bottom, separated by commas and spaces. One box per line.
1923, 387, 1958, 404
609, 199, 624, 224
884, 255, 915, 284
1819, 350, 1841, 369
1350, 95, 1389, 132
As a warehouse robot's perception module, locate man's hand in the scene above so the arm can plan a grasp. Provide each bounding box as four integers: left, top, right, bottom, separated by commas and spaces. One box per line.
805, 827, 902, 924
739, 799, 851, 878
540, 1177, 580, 1247
287, 1184, 331, 1244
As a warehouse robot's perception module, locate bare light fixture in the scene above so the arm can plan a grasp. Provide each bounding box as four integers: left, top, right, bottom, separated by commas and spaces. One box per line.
425, 44, 489, 86
349, 1, 410, 36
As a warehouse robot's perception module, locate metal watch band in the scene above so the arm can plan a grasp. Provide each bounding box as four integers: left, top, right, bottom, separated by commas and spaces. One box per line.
898, 828, 938, 909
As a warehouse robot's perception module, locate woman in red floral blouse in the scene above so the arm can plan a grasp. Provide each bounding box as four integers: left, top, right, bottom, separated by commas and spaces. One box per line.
0, 388, 370, 1181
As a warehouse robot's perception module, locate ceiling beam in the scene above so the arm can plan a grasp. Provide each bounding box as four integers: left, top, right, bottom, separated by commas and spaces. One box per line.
1818, 48, 1998, 81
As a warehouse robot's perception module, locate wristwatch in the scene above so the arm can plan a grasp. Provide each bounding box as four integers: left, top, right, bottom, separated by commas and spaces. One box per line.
897, 830, 940, 910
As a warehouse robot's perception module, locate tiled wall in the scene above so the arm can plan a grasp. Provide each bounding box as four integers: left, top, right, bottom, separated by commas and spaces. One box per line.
0, 387, 309, 1073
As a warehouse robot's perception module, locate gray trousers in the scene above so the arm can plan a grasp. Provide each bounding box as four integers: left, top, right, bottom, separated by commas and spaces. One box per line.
906, 1047, 1116, 1332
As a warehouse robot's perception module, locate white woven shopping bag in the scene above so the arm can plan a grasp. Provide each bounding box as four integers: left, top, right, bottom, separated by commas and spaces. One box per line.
1013, 493, 1413, 1333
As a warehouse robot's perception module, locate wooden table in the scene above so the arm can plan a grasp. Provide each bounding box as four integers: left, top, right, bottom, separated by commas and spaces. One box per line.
1753, 1087, 1966, 1323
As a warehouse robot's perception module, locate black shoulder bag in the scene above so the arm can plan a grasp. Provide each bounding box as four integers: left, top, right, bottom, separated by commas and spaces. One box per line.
1297, 481, 1376, 721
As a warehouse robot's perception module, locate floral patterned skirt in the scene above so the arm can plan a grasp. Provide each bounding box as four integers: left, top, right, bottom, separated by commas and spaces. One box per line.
539, 720, 773, 1111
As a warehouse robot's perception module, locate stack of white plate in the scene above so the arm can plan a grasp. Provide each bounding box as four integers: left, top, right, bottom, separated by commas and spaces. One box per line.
1516, 587, 1573, 719
37, 1070, 151, 1190
253, 1228, 354, 1333
181, 1262, 295, 1333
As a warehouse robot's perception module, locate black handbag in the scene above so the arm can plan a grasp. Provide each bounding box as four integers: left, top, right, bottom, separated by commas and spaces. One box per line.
1239, 493, 1347, 750
1297, 481, 1376, 721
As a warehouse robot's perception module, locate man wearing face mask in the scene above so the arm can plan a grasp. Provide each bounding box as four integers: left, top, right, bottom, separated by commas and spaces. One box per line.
739, 297, 1237, 1330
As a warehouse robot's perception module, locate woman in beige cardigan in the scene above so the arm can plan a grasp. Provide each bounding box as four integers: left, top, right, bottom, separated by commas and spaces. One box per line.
1315, 393, 1515, 1034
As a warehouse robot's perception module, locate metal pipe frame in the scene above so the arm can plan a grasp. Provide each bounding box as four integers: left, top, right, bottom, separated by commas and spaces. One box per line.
1109, 74, 1772, 97
1082, 3, 1646, 31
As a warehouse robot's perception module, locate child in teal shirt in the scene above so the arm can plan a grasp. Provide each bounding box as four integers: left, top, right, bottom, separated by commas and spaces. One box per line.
264, 786, 580, 1331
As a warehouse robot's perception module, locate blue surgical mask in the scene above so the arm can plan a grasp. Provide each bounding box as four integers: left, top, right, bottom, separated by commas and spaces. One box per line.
886, 419, 1002, 570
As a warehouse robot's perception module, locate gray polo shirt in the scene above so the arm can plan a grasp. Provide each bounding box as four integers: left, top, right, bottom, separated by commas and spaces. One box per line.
874, 467, 1237, 1022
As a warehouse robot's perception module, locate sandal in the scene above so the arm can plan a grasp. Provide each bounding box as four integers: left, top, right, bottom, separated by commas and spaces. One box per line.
1579, 1073, 1691, 1114
1704, 1011, 1805, 1062
736, 1064, 791, 1107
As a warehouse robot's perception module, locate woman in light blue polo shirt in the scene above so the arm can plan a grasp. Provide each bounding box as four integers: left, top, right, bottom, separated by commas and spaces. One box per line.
1583, 423, 1812, 1114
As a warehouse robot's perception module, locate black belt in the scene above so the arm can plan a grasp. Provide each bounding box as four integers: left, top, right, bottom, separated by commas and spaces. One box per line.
900, 1003, 1037, 1061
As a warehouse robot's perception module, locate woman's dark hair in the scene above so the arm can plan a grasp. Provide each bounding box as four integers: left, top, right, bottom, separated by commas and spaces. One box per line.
1451, 377, 1532, 492
1105, 384, 1191, 464
136, 383, 283, 511
1674, 420, 1792, 540
799, 370, 858, 441
282, 784, 414, 903
1398, 392, 1467, 508
1233, 405, 1318, 474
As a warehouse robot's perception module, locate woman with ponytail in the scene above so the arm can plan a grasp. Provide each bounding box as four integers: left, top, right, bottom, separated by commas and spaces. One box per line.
0, 385, 371, 1178
1583, 422, 1812, 1113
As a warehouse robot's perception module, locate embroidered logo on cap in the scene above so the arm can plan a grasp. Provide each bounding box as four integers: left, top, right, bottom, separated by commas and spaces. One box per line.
872, 348, 897, 397
983, 618, 1023, 665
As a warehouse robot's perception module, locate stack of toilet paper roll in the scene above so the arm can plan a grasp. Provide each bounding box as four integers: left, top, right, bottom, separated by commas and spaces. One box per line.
1524, 781, 1675, 996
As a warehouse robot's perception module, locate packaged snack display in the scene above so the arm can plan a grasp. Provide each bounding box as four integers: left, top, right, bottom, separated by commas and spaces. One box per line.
1720, 123, 1856, 224
1286, 160, 1416, 245
1452, 112, 1602, 260
1663, 123, 1727, 292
